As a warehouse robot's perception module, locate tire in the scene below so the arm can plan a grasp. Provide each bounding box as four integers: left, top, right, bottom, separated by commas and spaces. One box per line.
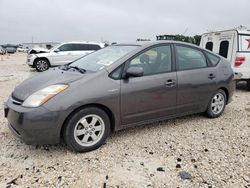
247, 80, 250, 91
205, 89, 227, 118
34, 58, 50, 72
63, 107, 111, 153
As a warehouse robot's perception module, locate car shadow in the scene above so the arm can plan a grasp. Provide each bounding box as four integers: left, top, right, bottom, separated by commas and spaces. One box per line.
236, 81, 249, 91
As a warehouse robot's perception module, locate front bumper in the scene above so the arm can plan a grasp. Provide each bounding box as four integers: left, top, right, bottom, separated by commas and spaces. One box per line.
26, 55, 36, 67
4, 98, 62, 145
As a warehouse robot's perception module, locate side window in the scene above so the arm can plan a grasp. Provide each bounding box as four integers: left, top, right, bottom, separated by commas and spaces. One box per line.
70, 44, 78, 51
109, 65, 123, 80
128, 45, 172, 76
79, 44, 88, 51
176, 46, 207, 71
205, 42, 213, 51
88, 44, 101, 51
205, 51, 220, 66
58, 44, 72, 51
219, 41, 229, 58
71, 44, 88, 51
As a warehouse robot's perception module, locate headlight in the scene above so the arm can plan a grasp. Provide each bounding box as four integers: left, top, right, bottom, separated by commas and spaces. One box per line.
22, 84, 68, 107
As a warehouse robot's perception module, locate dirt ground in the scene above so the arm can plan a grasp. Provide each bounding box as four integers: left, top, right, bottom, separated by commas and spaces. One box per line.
0, 53, 249, 188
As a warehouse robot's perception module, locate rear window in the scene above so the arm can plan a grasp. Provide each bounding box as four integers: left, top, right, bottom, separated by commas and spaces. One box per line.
205, 51, 220, 66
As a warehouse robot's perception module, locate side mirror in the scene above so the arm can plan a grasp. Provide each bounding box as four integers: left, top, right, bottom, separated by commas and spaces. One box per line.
54, 49, 60, 53
125, 67, 144, 78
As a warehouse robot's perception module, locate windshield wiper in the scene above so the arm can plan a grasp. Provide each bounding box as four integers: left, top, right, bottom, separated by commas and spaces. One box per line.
60, 65, 86, 74
69, 66, 86, 73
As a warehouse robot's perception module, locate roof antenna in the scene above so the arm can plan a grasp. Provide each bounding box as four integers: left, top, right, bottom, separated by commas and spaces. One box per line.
182, 28, 188, 35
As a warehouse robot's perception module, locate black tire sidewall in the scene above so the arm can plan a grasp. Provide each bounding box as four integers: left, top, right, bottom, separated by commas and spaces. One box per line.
206, 89, 227, 118
34, 58, 49, 72
63, 107, 111, 153
247, 80, 250, 91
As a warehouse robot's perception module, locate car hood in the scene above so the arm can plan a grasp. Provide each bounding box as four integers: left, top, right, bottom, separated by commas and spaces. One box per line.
12, 68, 85, 101
28, 47, 50, 54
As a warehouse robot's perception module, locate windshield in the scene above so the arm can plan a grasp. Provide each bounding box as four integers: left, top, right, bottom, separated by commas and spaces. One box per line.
50, 43, 62, 52
70, 45, 139, 71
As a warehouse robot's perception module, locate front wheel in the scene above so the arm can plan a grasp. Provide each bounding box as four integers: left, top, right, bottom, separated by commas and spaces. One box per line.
63, 107, 111, 152
34, 58, 50, 72
205, 89, 227, 118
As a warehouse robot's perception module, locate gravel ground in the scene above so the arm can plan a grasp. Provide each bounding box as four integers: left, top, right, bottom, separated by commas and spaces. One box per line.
0, 53, 249, 188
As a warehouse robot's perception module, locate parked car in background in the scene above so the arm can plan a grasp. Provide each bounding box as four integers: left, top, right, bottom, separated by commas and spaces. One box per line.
17, 47, 29, 53
26, 42, 105, 72
5, 47, 16, 54
4, 41, 234, 152
200, 26, 250, 90
0, 46, 6, 55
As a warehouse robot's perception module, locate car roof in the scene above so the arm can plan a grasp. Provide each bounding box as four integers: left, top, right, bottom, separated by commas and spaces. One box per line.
62, 41, 105, 46
201, 28, 250, 36
114, 40, 202, 49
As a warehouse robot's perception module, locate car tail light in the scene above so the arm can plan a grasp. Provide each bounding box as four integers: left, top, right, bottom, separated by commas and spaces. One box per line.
234, 56, 245, 67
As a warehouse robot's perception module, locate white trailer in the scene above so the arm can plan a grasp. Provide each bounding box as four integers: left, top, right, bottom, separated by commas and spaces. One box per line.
200, 26, 250, 90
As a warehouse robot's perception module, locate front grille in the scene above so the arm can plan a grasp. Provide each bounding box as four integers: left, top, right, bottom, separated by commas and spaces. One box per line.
11, 95, 23, 105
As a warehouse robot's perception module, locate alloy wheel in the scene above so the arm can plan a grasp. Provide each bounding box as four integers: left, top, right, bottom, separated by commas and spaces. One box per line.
211, 93, 225, 115
36, 60, 49, 71
73, 114, 105, 147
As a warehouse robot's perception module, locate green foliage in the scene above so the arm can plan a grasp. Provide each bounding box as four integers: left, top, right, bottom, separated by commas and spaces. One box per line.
174, 35, 201, 45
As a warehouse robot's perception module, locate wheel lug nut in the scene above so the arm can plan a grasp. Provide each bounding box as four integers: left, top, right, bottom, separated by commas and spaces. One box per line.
92, 128, 95, 131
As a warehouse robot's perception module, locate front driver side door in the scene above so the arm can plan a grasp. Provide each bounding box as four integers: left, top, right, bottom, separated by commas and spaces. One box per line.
121, 45, 177, 126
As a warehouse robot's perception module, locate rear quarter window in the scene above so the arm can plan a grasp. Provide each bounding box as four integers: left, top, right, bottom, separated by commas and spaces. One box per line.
205, 51, 220, 66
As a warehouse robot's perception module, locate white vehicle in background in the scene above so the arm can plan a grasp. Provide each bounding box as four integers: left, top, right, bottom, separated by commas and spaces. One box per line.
0, 46, 6, 55
17, 47, 28, 53
200, 26, 250, 90
27, 42, 105, 72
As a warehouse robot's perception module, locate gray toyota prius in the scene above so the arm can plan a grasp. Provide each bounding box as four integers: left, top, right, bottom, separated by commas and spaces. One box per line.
4, 41, 235, 152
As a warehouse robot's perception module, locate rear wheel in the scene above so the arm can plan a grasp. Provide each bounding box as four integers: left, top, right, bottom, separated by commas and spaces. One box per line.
205, 89, 227, 118
247, 80, 250, 91
63, 107, 110, 152
34, 58, 50, 72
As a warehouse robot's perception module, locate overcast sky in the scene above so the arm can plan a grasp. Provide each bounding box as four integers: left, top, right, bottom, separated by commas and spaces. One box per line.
0, 0, 249, 44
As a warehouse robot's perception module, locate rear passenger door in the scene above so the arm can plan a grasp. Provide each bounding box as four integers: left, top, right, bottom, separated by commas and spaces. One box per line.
175, 45, 217, 114
70, 44, 89, 60
71, 44, 101, 60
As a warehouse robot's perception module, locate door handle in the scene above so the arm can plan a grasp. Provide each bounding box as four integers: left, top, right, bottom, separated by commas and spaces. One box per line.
165, 80, 176, 87
208, 73, 216, 79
